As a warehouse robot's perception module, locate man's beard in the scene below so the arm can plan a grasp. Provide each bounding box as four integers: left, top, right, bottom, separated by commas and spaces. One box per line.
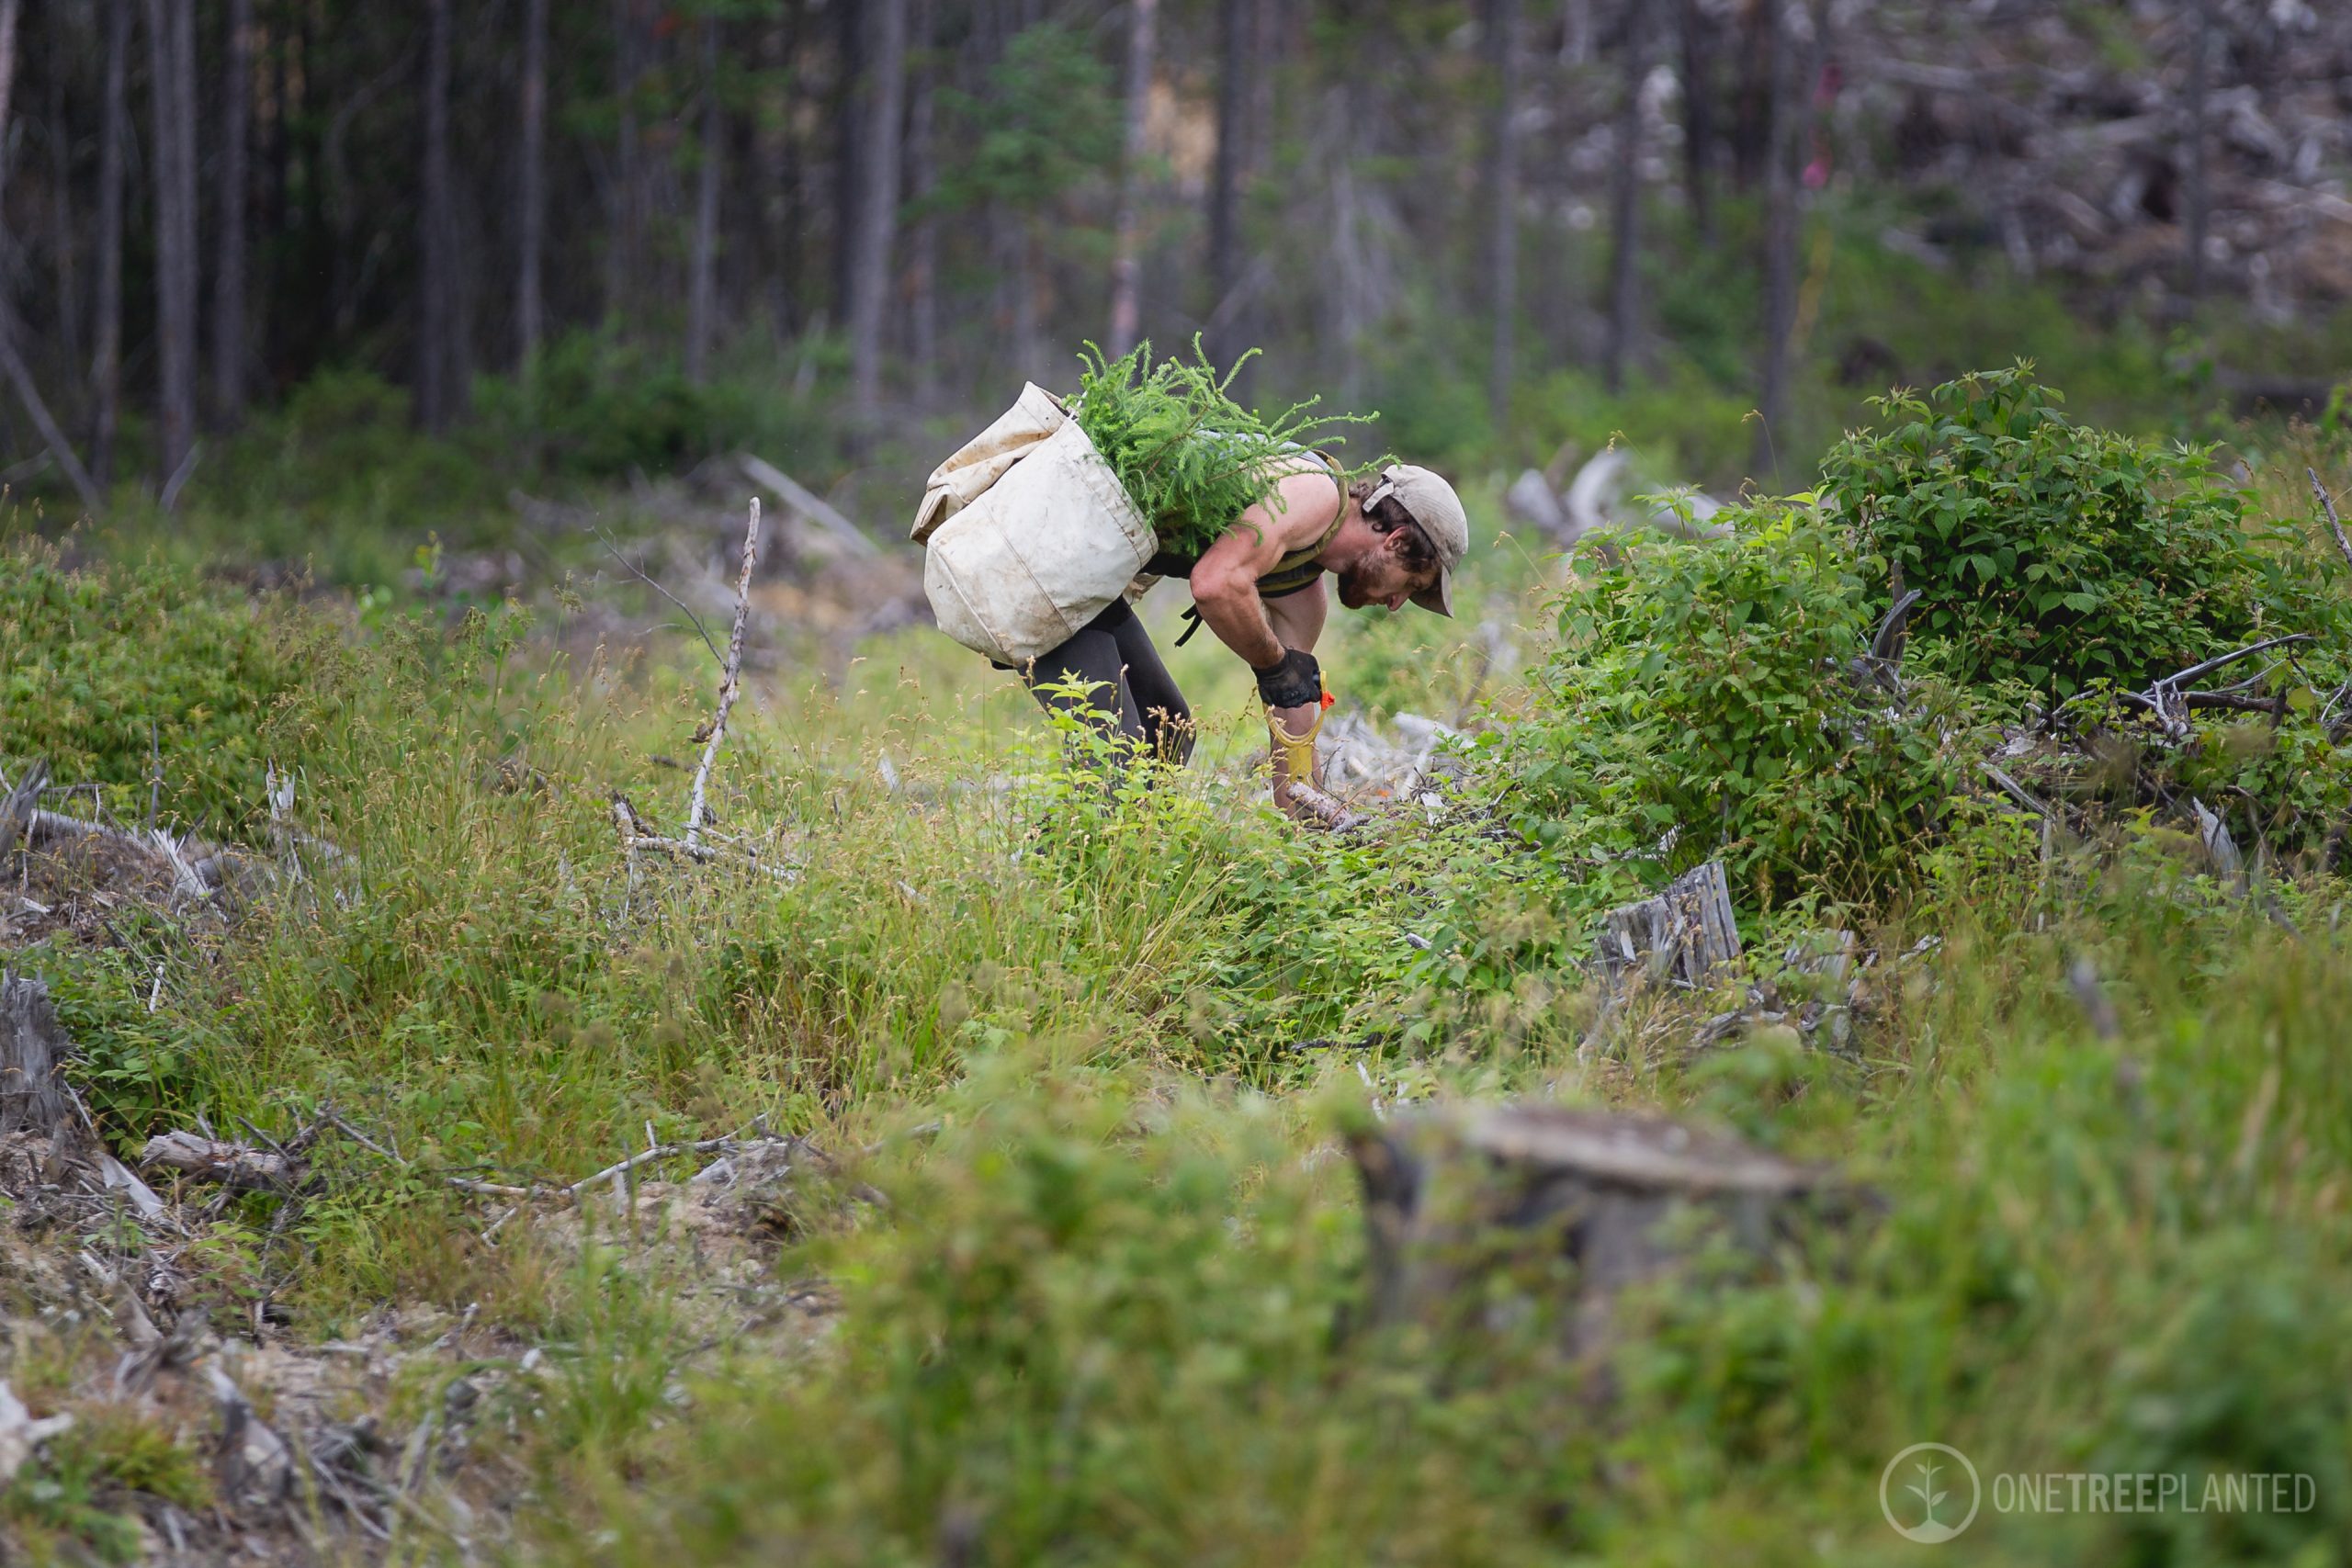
1335, 569, 1373, 609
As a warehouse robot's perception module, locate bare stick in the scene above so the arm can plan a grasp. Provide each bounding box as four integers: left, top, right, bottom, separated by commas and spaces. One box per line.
1980, 762, 2052, 818
685, 498, 760, 850
2158, 634, 2312, 694
2311, 468, 2352, 572
595, 527, 723, 665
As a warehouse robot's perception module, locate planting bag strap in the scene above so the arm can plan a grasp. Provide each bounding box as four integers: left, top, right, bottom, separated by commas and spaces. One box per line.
1172, 455, 1350, 647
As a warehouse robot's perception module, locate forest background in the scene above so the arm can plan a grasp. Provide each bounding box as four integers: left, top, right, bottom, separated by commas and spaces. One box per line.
3, 0, 2350, 556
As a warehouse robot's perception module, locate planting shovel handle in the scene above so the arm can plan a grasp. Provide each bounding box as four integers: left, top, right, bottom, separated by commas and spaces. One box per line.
1268, 697, 1364, 832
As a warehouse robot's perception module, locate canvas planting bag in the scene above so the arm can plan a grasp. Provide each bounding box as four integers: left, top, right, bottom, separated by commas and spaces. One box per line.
914, 384, 1156, 666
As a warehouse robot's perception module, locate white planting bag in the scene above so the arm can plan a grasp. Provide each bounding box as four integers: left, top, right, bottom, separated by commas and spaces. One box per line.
919, 405, 1156, 666
911, 381, 1069, 544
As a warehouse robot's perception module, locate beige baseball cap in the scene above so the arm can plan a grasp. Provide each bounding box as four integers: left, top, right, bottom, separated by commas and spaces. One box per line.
1364, 463, 1470, 615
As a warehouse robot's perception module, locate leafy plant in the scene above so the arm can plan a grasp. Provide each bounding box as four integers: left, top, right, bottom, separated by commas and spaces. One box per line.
1072, 338, 1374, 559
1485, 495, 1980, 908
1820, 365, 2271, 694
0, 536, 345, 829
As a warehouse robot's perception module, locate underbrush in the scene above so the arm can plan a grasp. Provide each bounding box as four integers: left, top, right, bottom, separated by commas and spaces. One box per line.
6, 380, 2352, 1564
557, 886, 2352, 1567
0, 533, 347, 831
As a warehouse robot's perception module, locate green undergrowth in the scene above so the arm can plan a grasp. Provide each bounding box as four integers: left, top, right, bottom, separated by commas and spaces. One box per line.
555, 882, 2352, 1566
6, 386, 2352, 1565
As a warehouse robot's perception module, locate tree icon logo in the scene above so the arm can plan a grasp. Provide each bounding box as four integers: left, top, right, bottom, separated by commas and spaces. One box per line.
1879, 1442, 1981, 1543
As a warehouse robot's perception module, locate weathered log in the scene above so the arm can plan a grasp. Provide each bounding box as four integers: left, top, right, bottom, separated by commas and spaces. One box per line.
0, 974, 76, 1139
138, 1130, 297, 1192
1351, 1102, 1843, 1357
1595, 860, 1741, 990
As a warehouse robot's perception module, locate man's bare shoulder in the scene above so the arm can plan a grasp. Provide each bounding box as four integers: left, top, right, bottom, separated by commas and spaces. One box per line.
1252, 464, 1345, 551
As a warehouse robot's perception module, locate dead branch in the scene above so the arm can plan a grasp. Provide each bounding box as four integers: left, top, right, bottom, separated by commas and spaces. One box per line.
594, 527, 724, 665
0, 757, 46, 859
1980, 762, 2052, 818
738, 453, 876, 558
2310, 468, 2352, 572
685, 498, 761, 851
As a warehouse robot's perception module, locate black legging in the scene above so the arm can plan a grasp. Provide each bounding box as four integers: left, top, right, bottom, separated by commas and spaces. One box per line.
1021, 598, 1194, 764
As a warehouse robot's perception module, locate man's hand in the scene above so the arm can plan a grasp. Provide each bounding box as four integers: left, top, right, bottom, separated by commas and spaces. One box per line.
1254, 648, 1321, 710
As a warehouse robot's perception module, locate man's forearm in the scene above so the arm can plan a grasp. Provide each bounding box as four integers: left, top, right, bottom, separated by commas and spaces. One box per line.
1192, 574, 1287, 669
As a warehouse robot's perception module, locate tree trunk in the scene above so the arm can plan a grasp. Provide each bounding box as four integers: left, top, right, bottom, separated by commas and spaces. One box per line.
1601, 0, 1649, 393
606, 0, 641, 329
0, 0, 15, 205
1486, 0, 1521, 432
905, 0, 938, 402
46, 23, 76, 375
213, 0, 251, 425
143, 0, 198, 487
1106, 0, 1158, 358
417, 0, 458, 432
830, 0, 863, 326
516, 0, 548, 367
1751, 0, 1795, 480
1679, 0, 1714, 245
685, 12, 721, 386
0, 0, 101, 514
2183, 0, 2210, 299
846, 0, 906, 428
91, 0, 129, 486
1206, 0, 1248, 361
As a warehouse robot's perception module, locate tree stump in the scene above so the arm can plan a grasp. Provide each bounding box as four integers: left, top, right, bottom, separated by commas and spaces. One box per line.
1350, 1102, 1842, 1359
1595, 859, 1741, 990
0, 974, 75, 1140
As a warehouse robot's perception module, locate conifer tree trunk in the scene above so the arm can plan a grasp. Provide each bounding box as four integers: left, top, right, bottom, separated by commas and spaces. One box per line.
831, 0, 862, 327
91, 0, 130, 486
2183, 0, 2210, 299
0, 0, 101, 513
1486, 0, 1521, 431
1752, 0, 1795, 480
418, 0, 459, 432
213, 0, 250, 425
606, 0, 641, 329
46, 26, 75, 374
1207, 0, 1248, 357
905, 0, 938, 402
685, 11, 721, 386
516, 0, 548, 367
1680, 0, 1715, 245
143, 0, 198, 486
1106, 0, 1157, 358
846, 0, 906, 427
1602, 0, 1649, 393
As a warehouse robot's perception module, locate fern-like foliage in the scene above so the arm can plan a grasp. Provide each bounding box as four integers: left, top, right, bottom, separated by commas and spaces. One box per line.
1072, 338, 1375, 560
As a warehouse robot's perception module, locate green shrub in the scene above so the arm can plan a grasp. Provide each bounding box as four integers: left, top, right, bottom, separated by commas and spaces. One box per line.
1820, 366, 2271, 694
0, 538, 344, 829
1486, 496, 1978, 908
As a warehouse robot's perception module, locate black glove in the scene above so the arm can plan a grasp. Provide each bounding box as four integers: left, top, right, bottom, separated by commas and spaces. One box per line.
1254, 648, 1323, 710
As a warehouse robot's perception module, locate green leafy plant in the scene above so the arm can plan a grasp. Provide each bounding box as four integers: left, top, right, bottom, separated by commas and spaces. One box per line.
0, 537, 345, 829
1820, 365, 2271, 694
1485, 495, 1981, 908
1072, 338, 1374, 559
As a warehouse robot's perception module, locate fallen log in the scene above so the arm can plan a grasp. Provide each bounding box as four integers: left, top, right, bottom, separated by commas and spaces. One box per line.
139, 1130, 299, 1192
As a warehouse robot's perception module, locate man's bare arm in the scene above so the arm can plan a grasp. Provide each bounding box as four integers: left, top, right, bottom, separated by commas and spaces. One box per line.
1187, 469, 1343, 670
